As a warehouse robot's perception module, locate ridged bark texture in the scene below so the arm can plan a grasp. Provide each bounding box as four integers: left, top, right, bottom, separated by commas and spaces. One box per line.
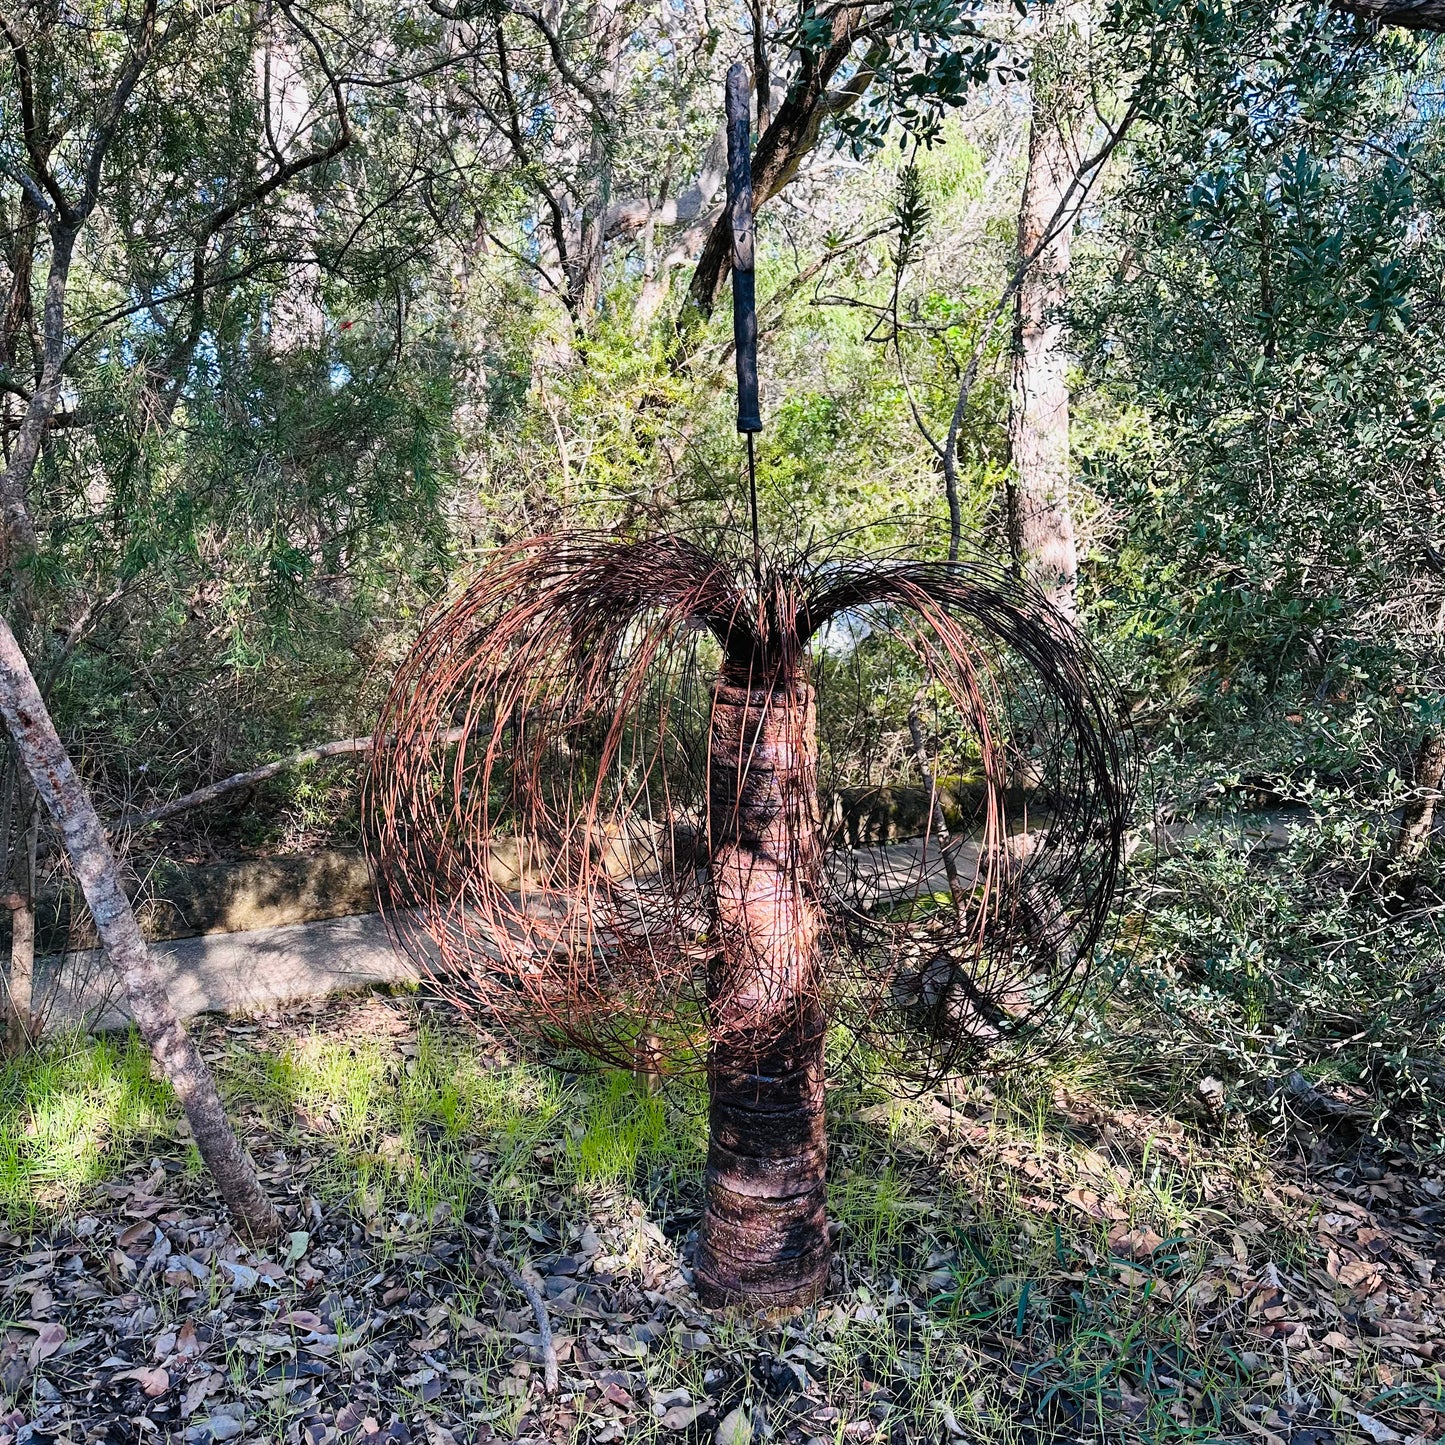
1397, 731, 1445, 864
695, 669, 830, 1310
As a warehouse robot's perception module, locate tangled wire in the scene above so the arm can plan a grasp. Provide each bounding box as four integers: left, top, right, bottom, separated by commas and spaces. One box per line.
363, 532, 1134, 1085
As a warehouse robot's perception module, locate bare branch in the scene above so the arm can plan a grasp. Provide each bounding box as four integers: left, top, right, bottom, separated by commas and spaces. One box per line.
0, 159, 53, 219
683, 10, 883, 320
937, 88, 1145, 558
112, 727, 466, 831
0, 15, 69, 218
157, 2, 354, 413
427, 0, 607, 116
605, 123, 728, 241
480, 1205, 558, 1395
77, 0, 161, 222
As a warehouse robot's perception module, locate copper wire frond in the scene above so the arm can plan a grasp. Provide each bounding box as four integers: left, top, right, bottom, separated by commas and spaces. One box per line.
362, 532, 1134, 1084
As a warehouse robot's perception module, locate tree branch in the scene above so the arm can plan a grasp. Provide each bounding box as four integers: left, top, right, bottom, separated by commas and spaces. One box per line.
936, 88, 1145, 558
427, 0, 608, 116
481, 1203, 558, 1394
682, 11, 882, 321
1332, 0, 1445, 30
77, 0, 160, 222
605, 123, 728, 241
112, 727, 467, 831
157, 2, 353, 415
0, 160, 54, 220
485, 22, 576, 314
0, 15, 69, 219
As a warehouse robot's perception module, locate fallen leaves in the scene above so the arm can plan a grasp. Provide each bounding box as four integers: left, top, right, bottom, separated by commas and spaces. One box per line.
1108, 1226, 1167, 1260
716, 1405, 753, 1445
0, 993, 1441, 1445
111, 1364, 170, 1396
18, 1322, 65, 1368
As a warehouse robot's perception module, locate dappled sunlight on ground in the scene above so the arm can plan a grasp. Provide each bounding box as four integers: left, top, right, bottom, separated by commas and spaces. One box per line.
0, 992, 1440, 1445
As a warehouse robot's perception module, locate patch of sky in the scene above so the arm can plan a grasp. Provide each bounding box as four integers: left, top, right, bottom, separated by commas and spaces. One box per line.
812, 609, 873, 658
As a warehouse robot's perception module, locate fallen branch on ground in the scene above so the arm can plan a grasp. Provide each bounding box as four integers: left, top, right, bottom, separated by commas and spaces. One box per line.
481, 1203, 559, 1394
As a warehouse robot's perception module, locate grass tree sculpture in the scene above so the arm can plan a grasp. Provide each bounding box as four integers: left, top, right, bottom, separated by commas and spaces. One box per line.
364, 69, 1132, 1313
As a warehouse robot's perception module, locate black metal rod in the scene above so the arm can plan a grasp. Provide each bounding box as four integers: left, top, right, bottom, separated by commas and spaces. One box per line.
726, 61, 761, 436
747, 430, 760, 587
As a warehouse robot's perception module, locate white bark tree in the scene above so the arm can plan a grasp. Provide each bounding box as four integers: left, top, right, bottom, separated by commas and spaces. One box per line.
0, 615, 279, 1239
1006, 5, 1089, 621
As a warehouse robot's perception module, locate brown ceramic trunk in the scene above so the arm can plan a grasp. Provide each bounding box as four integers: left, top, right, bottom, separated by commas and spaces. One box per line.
694, 667, 831, 1310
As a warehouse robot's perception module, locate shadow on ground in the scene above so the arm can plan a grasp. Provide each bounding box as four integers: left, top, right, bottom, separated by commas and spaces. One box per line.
0, 992, 1441, 1445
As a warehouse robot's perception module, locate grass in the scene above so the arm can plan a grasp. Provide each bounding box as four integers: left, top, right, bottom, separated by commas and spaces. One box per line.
0, 1001, 709, 1230
0, 1028, 177, 1215
1, 993, 1442, 1443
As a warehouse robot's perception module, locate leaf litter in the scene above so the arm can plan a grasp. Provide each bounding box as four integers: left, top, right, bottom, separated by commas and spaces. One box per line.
0, 993, 1440, 1445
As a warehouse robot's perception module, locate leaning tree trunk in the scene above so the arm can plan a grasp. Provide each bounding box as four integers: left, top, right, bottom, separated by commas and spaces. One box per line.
1007, 74, 1081, 622
0, 615, 279, 1240
694, 666, 831, 1309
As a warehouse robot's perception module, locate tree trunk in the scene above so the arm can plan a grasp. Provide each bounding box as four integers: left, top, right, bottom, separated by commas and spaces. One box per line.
1007, 100, 1079, 622
0, 615, 279, 1239
1331, 0, 1445, 29
6, 890, 33, 1046
1397, 730, 1445, 865
682, 6, 872, 323
5, 781, 38, 1046
695, 669, 830, 1309
0, 224, 76, 566
252, 17, 325, 353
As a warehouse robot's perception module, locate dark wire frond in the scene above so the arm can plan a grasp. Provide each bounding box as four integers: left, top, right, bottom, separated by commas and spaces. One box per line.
363, 531, 1135, 1084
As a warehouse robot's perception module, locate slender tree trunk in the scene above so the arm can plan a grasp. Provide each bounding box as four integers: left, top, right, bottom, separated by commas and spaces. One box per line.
696, 669, 830, 1309
0, 615, 279, 1239
5, 781, 38, 1045
252, 17, 324, 353
0, 224, 76, 566
1397, 730, 1445, 865
1, 196, 39, 388
572, 13, 621, 318
1007, 101, 1079, 622
750, 0, 772, 132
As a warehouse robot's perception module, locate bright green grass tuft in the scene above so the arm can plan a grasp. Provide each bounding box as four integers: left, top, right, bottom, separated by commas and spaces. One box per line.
561, 1069, 704, 1194
0, 1029, 176, 1218
0, 1010, 708, 1229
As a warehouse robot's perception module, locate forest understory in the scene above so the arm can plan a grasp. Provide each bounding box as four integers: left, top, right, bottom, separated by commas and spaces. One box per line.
4, 0, 1445, 1442
0, 989, 1441, 1445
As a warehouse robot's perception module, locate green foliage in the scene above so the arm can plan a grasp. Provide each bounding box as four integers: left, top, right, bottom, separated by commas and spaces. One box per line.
1060, 5, 1445, 1145
1076, 4, 1444, 773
